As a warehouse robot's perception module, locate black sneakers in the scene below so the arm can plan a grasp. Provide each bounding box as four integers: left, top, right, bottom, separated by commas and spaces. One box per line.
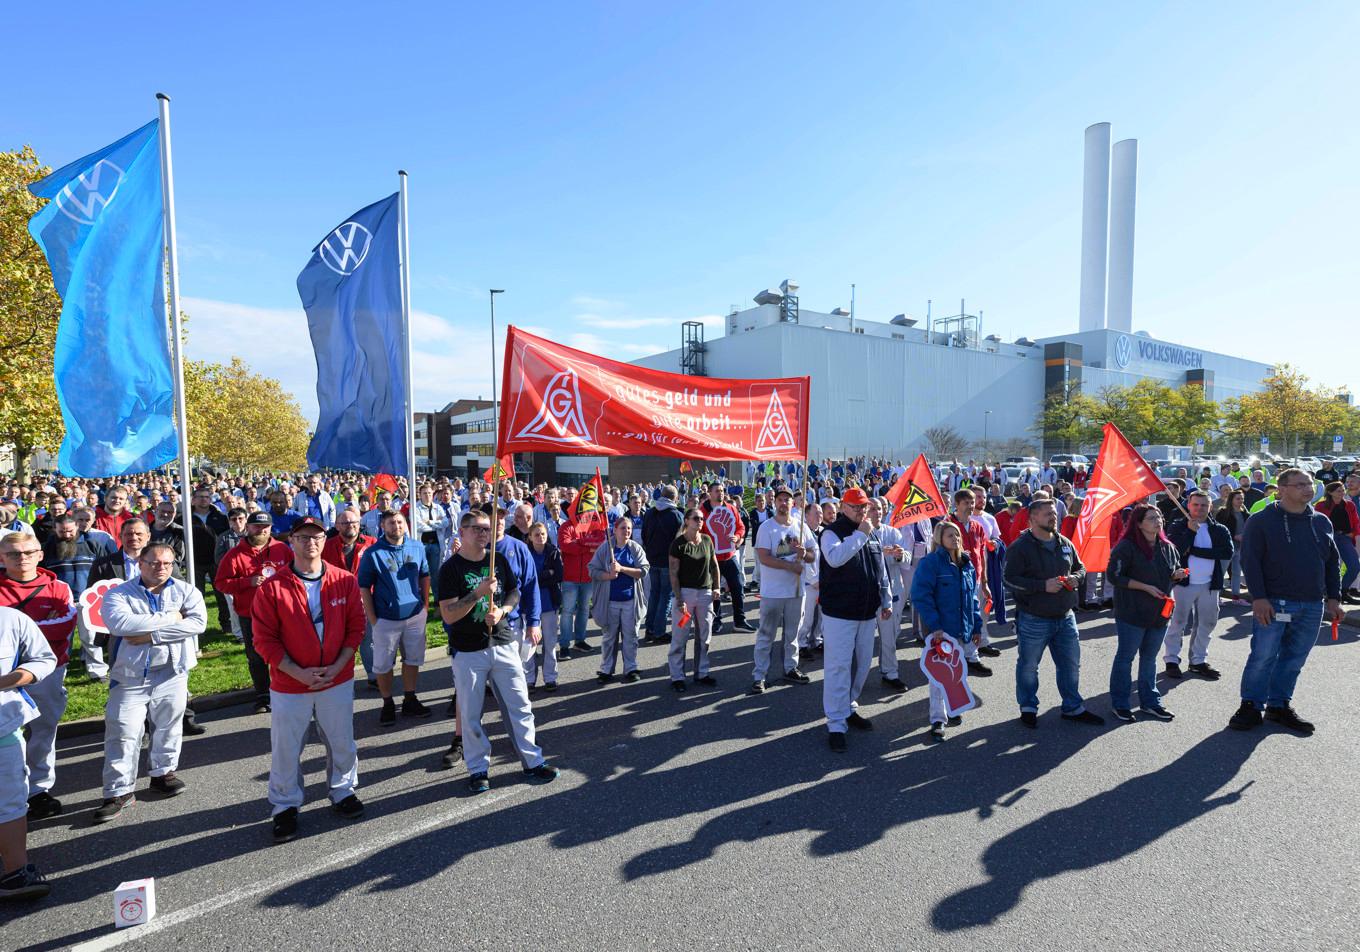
733, 620, 757, 633
622, 671, 641, 684
524, 764, 559, 783
977, 645, 1002, 658
695, 675, 718, 687
1188, 662, 1222, 681
1229, 700, 1263, 731
828, 732, 847, 752
785, 669, 811, 685
880, 676, 906, 691
1164, 663, 1183, 679
332, 794, 365, 819
1140, 706, 1175, 721
272, 807, 298, 844
929, 722, 946, 742
379, 698, 397, 727
847, 712, 873, 731
946, 715, 962, 727
1020, 712, 1038, 728
149, 772, 186, 796
749, 680, 765, 695
0, 863, 50, 901
1061, 710, 1105, 726
468, 774, 491, 794
671, 680, 687, 693
1111, 708, 1136, 723
1265, 705, 1315, 734
402, 695, 432, 718
26, 791, 62, 821
92, 793, 135, 824
966, 661, 994, 677
441, 739, 464, 769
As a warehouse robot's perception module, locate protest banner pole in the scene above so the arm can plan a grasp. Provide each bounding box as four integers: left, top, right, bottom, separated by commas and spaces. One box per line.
397, 171, 418, 510
155, 93, 196, 585
487, 289, 505, 586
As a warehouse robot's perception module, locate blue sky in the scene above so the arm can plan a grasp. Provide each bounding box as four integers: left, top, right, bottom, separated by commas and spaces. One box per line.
11, 2, 1358, 421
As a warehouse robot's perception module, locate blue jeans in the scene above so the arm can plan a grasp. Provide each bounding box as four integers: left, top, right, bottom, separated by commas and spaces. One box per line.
423, 541, 443, 599
1239, 598, 1323, 709
987, 544, 1008, 625
1014, 610, 1085, 714
1336, 535, 1359, 592
560, 581, 592, 647
358, 620, 374, 681
1110, 620, 1165, 710
644, 567, 673, 639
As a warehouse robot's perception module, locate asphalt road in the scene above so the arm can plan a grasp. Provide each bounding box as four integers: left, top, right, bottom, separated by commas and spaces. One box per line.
5, 599, 1358, 952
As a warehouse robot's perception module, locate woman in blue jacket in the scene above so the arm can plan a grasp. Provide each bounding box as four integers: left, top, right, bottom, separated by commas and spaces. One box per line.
910, 521, 984, 742
527, 522, 565, 691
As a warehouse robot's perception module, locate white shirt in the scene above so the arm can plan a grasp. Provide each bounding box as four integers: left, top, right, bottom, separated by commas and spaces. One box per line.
299, 572, 325, 643
756, 517, 814, 600
1187, 523, 1214, 585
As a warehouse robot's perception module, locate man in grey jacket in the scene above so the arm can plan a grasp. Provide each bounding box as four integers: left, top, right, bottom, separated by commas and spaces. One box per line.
95, 542, 207, 824
0, 608, 57, 901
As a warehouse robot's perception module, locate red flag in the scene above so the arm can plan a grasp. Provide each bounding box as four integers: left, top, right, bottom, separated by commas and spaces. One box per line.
567, 468, 607, 530
884, 454, 948, 528
679, 460, 693, 474
498, 326, 809, 461
482, 453, 515, 484
365, 473, 400, 506
1073, 422, 1167, 571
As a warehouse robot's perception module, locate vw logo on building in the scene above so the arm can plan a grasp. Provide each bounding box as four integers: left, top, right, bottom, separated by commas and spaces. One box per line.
1113, 333, 1133, 369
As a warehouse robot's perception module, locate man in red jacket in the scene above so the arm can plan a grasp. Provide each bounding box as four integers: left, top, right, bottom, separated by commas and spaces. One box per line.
0, 532, 76, 821
250, 517, 366, 844
322, 509, 377, 685
215, 512, 292, 715
94, 487, 135, 539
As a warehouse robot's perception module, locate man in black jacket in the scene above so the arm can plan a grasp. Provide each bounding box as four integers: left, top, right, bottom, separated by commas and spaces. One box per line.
1003, 498, 1102, 727
818, 488, 892, 752
640, 485, 683, 644
1162, 491, 1234, 680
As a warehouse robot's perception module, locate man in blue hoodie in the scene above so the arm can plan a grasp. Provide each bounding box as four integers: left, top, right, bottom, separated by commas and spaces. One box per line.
1229, 468, 1342, 734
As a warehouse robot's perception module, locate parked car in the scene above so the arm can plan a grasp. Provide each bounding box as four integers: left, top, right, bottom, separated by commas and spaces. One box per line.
1049, 453, 1090, 467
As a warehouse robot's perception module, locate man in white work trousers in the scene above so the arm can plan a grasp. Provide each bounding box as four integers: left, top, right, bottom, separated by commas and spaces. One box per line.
251, 517, 367, 844
439, 510, 558, 794
819, 488, 893, 752
750, 487, 816, 693
95, 542, 207, 824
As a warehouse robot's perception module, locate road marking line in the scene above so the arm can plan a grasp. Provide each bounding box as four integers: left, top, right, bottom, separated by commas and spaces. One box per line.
69, 786, 521, 951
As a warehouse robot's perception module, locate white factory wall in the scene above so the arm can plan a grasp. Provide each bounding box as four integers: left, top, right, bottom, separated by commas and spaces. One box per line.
634, 322, 1045, 459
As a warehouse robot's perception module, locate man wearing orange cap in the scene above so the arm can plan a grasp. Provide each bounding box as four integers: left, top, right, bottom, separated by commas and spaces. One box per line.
818, 488, 893, 752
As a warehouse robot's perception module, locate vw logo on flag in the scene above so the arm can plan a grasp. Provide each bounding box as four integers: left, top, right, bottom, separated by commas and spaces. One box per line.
55, 159, 126, 226
319, 220, 374, 275
1113, 334, 1133, 369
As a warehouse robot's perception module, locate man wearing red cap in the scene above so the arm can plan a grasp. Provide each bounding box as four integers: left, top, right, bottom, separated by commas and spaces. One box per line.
818, 488, 892, 752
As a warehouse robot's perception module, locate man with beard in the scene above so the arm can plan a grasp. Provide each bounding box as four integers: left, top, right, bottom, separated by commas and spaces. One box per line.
322, 509, 377, 685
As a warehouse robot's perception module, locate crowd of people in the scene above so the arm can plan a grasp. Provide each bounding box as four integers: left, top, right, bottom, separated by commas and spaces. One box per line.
0, 454, 1353, 901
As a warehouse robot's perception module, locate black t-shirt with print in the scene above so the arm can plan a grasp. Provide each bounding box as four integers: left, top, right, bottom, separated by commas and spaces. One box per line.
439, 551, 519, 652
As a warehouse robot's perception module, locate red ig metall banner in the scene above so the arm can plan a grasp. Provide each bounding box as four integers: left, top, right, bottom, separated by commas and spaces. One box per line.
497, 326, 810, 461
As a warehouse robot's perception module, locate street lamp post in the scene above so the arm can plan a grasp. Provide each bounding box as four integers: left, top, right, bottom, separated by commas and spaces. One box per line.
984, 409, 992, 459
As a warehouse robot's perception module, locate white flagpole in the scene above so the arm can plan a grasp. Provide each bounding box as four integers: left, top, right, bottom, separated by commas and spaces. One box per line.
487, 289, 504, 587
397, 171, 418, 508
156, 93, 196, 586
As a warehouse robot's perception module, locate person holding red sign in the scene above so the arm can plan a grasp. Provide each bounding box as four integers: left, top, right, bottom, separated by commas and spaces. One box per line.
910, 520, 985, 741
701, 482, 753, 634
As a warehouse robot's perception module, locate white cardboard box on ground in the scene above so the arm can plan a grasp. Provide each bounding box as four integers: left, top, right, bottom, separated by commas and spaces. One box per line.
114, 878, 156, 928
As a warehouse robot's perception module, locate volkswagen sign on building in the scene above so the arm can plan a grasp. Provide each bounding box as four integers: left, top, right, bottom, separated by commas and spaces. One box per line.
1113, 333, 1133, 369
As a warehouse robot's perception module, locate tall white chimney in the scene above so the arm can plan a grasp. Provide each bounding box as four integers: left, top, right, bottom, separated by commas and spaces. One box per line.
1079, 122, 1111, 333
1106, 138, 1137, 333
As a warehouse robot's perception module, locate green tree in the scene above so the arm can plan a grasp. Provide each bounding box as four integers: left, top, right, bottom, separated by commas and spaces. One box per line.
0, 147, 63, 480
185, 358, 311, 470
1223, 365, 1350, 457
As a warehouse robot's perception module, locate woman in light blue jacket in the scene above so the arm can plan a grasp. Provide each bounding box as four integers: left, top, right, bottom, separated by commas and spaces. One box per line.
909, 521, 984, 742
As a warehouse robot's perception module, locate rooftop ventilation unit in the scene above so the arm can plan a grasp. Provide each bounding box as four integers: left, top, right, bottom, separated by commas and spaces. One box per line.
890, 314, 918, 327
753, 288, 783, 306
985, 333, 1002, 342
1015, 337, 1036, 347
830, 307, 849, 316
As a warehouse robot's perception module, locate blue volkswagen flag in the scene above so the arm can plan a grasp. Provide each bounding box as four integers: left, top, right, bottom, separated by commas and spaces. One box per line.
298, 193, 409, 474
28, 119, 178, 476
